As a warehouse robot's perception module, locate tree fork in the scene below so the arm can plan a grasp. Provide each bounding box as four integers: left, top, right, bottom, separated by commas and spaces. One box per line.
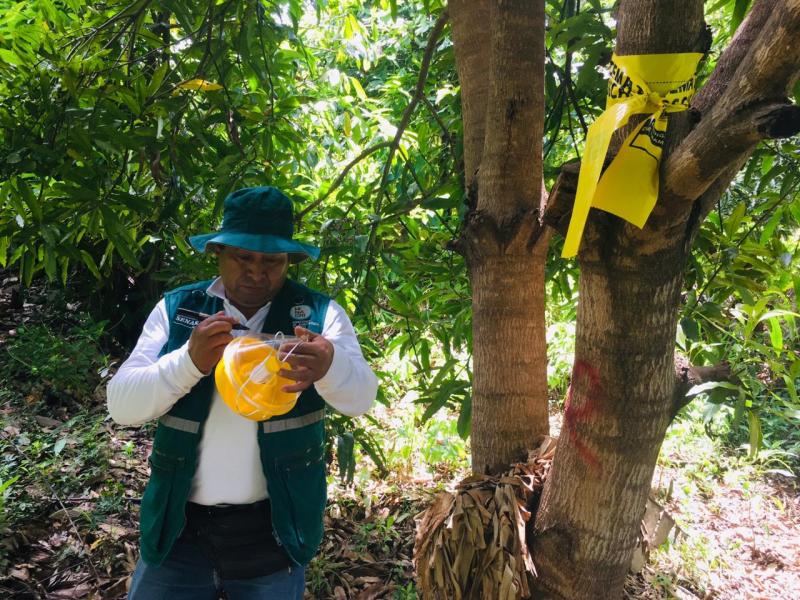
533, 0, 800, 597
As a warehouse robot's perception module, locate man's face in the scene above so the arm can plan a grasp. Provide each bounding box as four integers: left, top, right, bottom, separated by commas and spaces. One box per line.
215, 245, 289, 313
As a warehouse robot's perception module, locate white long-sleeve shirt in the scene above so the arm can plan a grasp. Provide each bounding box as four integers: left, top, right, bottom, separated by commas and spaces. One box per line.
107, 278, 377, 505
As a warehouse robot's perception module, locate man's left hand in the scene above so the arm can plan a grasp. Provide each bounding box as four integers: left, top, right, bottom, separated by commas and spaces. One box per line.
278, 326, 334, 393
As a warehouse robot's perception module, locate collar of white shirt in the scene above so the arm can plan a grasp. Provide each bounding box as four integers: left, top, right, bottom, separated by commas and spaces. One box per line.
206, 277, 271, 329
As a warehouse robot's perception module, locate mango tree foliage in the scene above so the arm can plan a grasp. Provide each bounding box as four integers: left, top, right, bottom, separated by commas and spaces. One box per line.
1, 0, 797, 464
0, 0, 473, 464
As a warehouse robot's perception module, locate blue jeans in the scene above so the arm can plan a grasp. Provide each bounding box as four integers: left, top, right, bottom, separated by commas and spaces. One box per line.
128, 538, 305, 600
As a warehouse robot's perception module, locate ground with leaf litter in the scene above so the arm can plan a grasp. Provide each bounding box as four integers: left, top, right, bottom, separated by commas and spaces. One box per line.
0, 277, 798, 599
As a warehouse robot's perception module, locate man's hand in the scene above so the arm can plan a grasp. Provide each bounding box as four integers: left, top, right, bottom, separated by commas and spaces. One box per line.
188, 312, 239, 374
278, 326, 334, 393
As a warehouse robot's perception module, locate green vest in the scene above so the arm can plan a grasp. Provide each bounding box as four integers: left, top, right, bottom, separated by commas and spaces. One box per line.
139, 278, 331, 567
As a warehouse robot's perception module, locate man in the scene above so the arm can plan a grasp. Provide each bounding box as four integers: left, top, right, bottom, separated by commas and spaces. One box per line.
107, 186, 378, 599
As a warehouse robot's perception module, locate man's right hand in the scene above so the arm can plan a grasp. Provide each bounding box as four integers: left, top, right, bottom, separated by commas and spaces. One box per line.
187, 312, 240, 374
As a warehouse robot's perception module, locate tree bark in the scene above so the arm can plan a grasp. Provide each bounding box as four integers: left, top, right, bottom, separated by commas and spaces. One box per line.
533, 259, 686, 598
450, 0, 490, 191
451, 0, 549, 473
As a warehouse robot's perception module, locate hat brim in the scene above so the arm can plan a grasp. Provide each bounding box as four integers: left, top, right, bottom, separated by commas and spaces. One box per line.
189, 232, 320, 263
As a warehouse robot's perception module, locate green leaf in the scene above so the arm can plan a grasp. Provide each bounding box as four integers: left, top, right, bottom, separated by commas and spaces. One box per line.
725, 201, 746, 236
0, 475, 20, 495
783, 374, 798, 405
43, 247, 57, 280
758, 309, 800, 323
767, 318, 783, 351
731, 0, 753, 35
349, 76, 367, 100
80, 250, 101, 279
422, 196, 460, 210
759, 208, 784, 245
457, 395, 471, 440
0, 47, 24, 65
343, 14, 354, 39
53, 437, 67, 457
356, 434, 388, 476
707, 0, 733, 12
686, 380, 739, 397
389, 0, 398, 19
747, 410, 762, 456
760, 154, 775, 176
420, 386, 451, 423
148, 61, 171, 97
336, 433, 355, 484
0, 237, 8, 268
20, 251, 34, 286
680, 317, 700, 342
99, 207, 141, 268
17, 179, 42, 223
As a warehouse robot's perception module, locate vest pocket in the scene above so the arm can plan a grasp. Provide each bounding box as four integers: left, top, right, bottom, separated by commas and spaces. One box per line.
274, 444, 326, 553
140, 450, 186, 563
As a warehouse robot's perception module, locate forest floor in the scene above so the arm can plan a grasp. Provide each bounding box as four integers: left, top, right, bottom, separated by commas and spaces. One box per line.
1, 397, 797, 599
0, 278, 798, 599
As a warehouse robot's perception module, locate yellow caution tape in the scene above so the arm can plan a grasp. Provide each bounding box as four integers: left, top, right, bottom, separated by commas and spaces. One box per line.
561, 53, 703, 258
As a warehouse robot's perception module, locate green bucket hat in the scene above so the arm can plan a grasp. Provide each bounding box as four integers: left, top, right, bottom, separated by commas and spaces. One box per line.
189, 186, 320, 262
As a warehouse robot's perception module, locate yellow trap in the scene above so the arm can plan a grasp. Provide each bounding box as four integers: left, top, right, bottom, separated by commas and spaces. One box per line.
215, 333, 303, 421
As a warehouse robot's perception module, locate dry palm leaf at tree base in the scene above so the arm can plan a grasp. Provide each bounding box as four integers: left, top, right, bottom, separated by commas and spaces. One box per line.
414, 437, 675, 599
414, 437, 556, 600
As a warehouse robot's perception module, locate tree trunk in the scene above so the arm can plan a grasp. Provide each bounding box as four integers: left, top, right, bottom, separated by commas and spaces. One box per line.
451, 0, 550, 474
532, 2, 705, 596
533, 1, 800, 598
533, 255, 685, 598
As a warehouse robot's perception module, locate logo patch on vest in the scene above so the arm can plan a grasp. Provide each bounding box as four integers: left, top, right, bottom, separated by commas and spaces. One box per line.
290, 304, 312, 320
174, 308, 202, 329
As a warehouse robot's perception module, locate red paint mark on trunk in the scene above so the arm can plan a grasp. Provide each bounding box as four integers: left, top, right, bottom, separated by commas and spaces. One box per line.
564, 360, 603, 473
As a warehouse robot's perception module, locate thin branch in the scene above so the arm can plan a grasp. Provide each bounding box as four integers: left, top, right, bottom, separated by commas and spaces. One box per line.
72, 0, 155, 62
422, 95, 459, 164
377, 10, 449, 196
256, 2, 277, 118
565, 77, 589, 136
295, 141, 393, 222
357, 11, 449, 307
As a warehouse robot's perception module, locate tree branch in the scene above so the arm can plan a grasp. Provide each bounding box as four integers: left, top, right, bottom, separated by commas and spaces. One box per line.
356, 11, 449, 309
542, 161, 580, 236
662, 0, 800, 206
692, 0, 777, 114
422, 95, 460, 165
295, 141, 392, 223
377, 10, 449, 195
671, 357, 736, 419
